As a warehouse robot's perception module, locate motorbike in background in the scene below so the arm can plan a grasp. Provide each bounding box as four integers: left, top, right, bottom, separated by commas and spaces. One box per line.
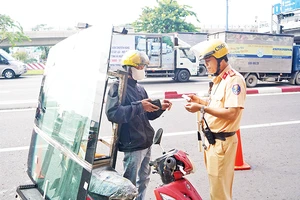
150, 128, 202, 200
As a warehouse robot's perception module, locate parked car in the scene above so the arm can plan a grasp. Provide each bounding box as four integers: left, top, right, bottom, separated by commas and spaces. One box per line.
0, 49, 27, 79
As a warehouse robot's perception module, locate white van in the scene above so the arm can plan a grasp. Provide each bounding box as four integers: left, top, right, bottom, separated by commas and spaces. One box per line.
0, 49, 27, 79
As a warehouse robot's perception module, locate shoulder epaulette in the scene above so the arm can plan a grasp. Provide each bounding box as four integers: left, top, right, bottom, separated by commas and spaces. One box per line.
228, 69, 236, 77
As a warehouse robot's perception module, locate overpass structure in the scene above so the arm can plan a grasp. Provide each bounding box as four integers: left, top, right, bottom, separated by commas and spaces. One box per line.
1, 28, 300, 48
0, 30, 78, 48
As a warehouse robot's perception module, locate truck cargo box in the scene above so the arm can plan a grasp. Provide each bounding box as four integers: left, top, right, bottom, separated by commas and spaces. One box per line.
109, 33, 176, 71
208, 31, 294, 74
177, 32, 208, 46
108, 32, 204, 81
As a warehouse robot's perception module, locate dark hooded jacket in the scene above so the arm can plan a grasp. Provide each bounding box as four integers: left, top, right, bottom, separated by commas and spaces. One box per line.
105, 78, 164, 152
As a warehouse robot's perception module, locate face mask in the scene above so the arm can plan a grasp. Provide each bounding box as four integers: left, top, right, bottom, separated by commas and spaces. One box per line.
131, 67, 145, 80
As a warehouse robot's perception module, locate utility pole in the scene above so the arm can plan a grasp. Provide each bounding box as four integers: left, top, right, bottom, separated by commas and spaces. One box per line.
226, 0, 229, 31
277, 15, 282, 34
271, 5, 273, 33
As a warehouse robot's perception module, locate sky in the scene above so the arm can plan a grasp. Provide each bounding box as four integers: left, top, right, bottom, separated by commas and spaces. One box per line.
1, 0, 281, 31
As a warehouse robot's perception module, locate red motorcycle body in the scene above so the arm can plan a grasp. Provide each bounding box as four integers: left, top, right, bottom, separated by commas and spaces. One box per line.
150, 149, 202, 200
154, 178, 202, 200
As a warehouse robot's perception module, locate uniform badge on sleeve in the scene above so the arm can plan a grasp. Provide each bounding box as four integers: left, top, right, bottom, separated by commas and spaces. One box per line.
232, 84, 241, 95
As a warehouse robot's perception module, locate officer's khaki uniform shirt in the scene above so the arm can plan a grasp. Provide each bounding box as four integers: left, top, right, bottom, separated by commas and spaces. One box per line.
203, 64, 246, 200
206, 65, 246, 132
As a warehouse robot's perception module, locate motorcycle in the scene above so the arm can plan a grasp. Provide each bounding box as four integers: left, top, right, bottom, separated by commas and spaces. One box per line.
150, 128, 202, 200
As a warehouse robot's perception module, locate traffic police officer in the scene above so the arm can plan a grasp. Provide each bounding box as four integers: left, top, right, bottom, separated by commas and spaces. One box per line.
184, 39, 246, 200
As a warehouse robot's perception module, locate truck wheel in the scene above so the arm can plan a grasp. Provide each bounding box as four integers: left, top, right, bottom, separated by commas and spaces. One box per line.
198, 65, 207, 76
245, 74, 258, 87
295, 72, 300, 85
177, 69, 190, 82
3, 69, 15, 79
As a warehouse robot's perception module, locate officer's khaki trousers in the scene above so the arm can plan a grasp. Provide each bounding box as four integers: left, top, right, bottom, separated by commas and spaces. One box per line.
204, 134, 238, 200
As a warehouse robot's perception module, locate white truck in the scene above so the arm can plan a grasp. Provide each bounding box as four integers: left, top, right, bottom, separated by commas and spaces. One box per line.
109, 32, 207, 82
208, 31, 300, 87
177, 32, 208, 76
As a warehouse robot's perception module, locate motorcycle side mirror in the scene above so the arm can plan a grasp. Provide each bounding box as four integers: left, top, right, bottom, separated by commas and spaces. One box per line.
153, 128, 163, 145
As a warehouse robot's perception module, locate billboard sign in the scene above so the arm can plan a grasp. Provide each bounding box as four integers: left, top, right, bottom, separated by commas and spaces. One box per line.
273, 3, 281, 15
281, 0, 300, 13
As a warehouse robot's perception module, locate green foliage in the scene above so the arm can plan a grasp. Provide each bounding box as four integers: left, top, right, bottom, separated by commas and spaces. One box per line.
12, 51, 29, 62
26, 57, 38, 63
36, 46, 51, 61
29, 24, 51, 61
0, 14, 31, 47
132, 0, 200, 33
12, 50, 40, 63
162, 36, 173, 47
31, 24, 52, 61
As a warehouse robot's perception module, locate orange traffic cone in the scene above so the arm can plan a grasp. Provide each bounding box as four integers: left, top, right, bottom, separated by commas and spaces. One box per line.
234, 129, 251, 170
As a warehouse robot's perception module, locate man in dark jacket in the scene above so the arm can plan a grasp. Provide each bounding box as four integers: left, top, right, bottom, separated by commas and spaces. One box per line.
105, 50, 172, 200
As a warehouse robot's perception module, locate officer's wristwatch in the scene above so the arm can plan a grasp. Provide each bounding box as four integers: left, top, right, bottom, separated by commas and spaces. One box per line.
200, 105, 206, 114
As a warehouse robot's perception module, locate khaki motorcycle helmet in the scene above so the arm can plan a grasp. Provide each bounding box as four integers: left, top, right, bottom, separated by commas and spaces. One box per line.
191, 39, 229, 75
192, 39, 229, 60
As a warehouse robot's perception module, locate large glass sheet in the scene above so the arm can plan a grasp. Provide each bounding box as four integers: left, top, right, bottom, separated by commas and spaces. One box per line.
27, 25, 113, 199
28, 132, 84, 200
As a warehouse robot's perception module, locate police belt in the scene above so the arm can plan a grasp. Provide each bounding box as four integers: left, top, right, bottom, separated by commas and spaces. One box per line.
203, 128, 236, 141
213, 131, 236, 141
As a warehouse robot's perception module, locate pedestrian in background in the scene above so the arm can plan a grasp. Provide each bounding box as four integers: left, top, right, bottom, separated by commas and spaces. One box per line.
185, 39, 246, 200
105, 50, 172, 200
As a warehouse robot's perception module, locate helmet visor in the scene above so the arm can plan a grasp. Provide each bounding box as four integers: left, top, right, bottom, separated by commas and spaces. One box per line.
137, 51, 150, 66
201, 50, 215, 60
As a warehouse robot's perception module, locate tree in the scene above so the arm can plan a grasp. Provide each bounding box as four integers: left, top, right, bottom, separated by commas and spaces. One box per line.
132, 0, 200, 33
12, 50, 39, 63
31, 24, 52, 61
0, 14, 30, 47
12, 51, 29, 63
36, 46, 51, 62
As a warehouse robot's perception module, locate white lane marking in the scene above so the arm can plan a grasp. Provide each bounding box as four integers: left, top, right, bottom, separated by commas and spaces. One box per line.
240, 120, 300, 129
0, 108, 36, 113
0, 91, 10, 93
0, 146, 29, 152
0, 189, 9, 195
1, 120, 300, 153
0, 90, 299, 107
162, 120, 300, 137
0, 99, 37, 105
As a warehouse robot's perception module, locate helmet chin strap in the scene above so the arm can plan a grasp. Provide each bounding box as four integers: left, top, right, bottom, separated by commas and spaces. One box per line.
213, 59, 222, 76
127, 67, 133, 77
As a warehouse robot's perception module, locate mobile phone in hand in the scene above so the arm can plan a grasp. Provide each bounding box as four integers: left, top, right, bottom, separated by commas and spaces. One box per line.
150, 99, 162, 108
